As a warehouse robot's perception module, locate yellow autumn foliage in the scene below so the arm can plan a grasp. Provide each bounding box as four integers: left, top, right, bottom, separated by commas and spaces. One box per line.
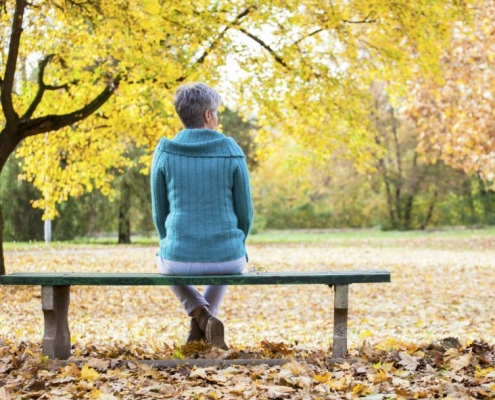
0, 0, 474, 218
409, 0, 495, 183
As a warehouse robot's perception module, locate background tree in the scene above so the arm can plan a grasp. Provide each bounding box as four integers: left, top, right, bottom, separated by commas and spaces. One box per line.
370, 82, 447, 230
408, 0, 495, 183
219, 108, 258, 169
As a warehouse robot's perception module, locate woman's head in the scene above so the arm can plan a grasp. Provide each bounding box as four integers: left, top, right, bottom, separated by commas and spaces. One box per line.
173, 83, 221, 129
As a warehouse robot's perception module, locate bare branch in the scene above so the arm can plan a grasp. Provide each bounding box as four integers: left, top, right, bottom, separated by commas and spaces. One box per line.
238, 28, 289, 69
1, 0, 27, 127
19, 76, 121, 140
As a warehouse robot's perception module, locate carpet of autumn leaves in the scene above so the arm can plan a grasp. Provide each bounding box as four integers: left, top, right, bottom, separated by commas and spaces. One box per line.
1, 230, 495, 399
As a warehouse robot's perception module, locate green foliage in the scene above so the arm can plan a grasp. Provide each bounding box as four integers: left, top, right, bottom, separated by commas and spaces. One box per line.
219, 108, 258, 169
0, 157, 154, 241
0, 157, 43, 241
265, 203, 333, 230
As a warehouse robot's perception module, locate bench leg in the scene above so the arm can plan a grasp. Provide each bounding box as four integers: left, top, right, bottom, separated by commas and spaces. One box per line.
332, 284, 349, 359
42, 285, 71, 359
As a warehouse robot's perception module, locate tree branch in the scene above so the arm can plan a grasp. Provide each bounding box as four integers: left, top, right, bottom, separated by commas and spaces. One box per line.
21, 55, 75, 121
195, 7, 252, 64
18, 76, 121, 139
1, 0, 27, 127
238, 28, 289, 69
22, 54, 53, 120
174, 7, 255, 84
291, 28, 325, 47
290, 13, 376, 48
342, 13, 376, 24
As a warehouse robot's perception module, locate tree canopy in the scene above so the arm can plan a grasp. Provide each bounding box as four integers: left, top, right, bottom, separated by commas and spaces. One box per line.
0, 0, 473, 273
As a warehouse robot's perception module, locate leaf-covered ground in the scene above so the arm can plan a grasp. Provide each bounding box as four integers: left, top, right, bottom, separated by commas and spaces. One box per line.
1, 232, 494, 398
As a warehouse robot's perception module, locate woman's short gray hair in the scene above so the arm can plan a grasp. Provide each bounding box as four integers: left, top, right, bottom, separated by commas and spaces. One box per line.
173, 83, 222, 128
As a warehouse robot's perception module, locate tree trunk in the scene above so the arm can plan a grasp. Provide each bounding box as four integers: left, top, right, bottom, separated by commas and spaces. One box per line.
403, 194, 414, 230
118, 177, 132, 244
0, 204, 5, 276
420, 190, 438, 230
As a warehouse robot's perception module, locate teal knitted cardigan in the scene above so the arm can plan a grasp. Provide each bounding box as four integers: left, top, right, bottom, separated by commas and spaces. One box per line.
150, 129, 254, 262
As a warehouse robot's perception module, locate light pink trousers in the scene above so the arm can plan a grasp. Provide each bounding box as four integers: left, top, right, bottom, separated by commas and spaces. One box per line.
157, 256, 246, 316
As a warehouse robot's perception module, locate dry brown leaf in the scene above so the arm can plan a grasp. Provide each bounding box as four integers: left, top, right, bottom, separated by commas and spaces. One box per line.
87, 358, 110, 372
398, 351, 420, 371
258, 384, 295, 398
189, 367, 208, 379
445, 348, 473, 371
0, 387, 10, 400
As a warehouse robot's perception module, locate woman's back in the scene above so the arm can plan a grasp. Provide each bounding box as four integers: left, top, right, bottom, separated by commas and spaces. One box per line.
151, 129, 252, 262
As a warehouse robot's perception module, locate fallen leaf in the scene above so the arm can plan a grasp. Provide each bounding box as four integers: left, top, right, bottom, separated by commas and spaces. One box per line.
398, 351, 420, 371
259, 384, 295, 398
81, 364, 100, 381
448, 349, 473, 372
0, 387, 10, 400
313, 372, 331, 383
88, 358, 110, 372
89, 389, 102, 399
190, 368, 208, 379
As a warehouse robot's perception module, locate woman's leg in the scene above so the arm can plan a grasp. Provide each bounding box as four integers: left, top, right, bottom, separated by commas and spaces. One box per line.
158, 256, 246, 346
157, 257, 209, 316
202, 256, 247, 316
203, 286, 227, 317
169, 286, 209, 316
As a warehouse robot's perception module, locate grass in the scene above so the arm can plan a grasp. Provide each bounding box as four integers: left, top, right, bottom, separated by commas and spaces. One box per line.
248, 226, 495, 243
3, 226, 495, 250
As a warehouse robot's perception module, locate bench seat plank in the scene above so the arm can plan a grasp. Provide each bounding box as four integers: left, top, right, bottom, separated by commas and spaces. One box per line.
1, 270, 391, 286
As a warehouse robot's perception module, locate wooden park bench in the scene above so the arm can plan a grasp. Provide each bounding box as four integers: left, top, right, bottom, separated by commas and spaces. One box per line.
0, 270, 390, 360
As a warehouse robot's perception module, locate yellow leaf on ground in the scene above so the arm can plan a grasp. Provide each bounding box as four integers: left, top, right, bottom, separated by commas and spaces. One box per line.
360, 329, 374, 339
313, 372, 331, 383
372, 369, 388, 384
328, 377, 348, 391
352, 383, 371, 395
81, 364, 100, 381
59, 363, 81, 378
89, 389, 102, 399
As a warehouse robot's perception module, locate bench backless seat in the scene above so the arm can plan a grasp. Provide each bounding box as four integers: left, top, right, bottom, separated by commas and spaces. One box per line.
0, 270, 391, 360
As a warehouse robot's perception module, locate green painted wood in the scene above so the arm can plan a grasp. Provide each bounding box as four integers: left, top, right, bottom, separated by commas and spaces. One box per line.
0, 270, 390, 286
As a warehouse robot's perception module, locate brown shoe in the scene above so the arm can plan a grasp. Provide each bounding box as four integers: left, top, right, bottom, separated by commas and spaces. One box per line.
206, 317, 228, 350
186, 318, 205, 344
194, 308, 228, 350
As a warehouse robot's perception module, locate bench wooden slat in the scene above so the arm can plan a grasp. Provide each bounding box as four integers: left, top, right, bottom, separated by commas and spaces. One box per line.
0, 270, 391, 286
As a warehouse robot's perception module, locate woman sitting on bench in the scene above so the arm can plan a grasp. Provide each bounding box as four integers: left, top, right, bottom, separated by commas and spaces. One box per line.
150, 82, 254, 350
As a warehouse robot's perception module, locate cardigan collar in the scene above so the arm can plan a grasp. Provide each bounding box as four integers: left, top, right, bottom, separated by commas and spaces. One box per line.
174, 129, 224, 143
157, 129, 244, 157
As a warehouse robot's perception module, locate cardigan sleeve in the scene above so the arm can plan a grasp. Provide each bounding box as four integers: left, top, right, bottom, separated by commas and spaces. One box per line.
150, 151, 170, 240
232, 156, 254, 241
